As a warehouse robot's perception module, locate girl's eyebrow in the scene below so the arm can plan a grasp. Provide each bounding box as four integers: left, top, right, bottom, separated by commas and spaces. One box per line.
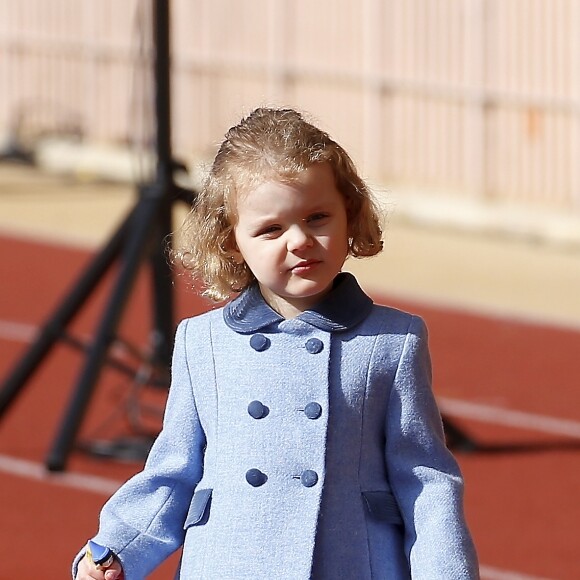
247, 213, 279, 225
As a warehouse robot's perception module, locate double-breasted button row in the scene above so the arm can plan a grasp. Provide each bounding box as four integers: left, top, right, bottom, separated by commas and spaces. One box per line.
249, 334, 324, 354
246, 468, 319, 488
247, 400, 322, 420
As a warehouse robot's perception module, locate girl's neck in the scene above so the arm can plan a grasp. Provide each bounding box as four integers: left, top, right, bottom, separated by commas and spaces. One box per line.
259, 288, 306, 320
258, 283, 334, 320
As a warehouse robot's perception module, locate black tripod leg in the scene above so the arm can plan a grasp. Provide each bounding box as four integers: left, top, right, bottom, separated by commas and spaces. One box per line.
149, 197, 174, 370
0, 214, 130, 417
46, 193, 165, 471
443, 415, 479, 452
175, 184, 197, 207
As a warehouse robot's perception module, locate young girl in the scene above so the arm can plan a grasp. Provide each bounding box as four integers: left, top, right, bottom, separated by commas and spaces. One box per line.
74, 107, 479, 579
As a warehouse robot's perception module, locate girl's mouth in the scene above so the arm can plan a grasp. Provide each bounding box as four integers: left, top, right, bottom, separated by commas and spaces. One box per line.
291, 260, 320, 273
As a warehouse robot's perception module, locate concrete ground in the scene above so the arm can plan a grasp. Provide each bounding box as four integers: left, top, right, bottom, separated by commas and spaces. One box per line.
1, 161, 579, 330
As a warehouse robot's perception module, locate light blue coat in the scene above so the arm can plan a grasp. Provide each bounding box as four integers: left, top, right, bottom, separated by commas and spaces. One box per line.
77, 273, 479, 579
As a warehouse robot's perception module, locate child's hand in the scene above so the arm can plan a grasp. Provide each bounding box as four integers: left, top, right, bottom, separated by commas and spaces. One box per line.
75, 552, 124, 580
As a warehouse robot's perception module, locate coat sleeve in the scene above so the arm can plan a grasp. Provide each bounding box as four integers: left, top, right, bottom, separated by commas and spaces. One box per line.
385, 315, 479, 579
73, 318, 206, 579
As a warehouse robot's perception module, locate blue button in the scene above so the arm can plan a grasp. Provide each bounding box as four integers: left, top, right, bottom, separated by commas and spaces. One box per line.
305, 338, 323, 354
250, 334, 270, 352
248, 400, 268, 419
304, 402, 322, 419
246, 468, 267, 487
300, 470, 318, 487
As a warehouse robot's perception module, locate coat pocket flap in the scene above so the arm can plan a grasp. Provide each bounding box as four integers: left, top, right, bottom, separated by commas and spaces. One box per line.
184, 488, 212, 528
362, 491, 403, 525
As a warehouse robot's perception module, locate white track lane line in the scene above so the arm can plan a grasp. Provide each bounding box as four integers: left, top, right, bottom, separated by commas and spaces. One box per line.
0, 319, 37, 342
439, 397, 580, 439
480, 564, 555, 580
0, 453, 122, 495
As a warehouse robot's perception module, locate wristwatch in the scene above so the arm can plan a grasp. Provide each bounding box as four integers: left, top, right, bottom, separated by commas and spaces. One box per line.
86, 540, 115, 570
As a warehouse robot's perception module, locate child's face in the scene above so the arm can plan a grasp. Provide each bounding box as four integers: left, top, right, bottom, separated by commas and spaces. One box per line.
231, 163, 349, 318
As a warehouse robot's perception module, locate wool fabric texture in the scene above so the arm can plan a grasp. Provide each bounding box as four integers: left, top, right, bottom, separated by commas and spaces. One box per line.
73, 273, 479, 579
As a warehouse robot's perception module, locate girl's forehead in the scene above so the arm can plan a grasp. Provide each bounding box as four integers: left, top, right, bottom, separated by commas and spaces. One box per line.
233, 175, 294, 207
237, 164, 341, 209
234, 161, 335, 195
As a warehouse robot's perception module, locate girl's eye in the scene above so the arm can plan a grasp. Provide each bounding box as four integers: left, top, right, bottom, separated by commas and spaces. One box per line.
257, 225, 281, 237
307, 212, 330, 224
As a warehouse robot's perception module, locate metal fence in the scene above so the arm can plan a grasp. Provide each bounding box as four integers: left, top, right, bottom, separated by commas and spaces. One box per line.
1, 0, 579, 215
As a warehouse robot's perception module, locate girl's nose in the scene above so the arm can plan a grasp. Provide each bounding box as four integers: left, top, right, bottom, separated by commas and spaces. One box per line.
287, 225, 313, 252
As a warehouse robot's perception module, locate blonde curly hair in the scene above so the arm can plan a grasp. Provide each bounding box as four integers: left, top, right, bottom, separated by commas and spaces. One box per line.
174, 107, 383, 302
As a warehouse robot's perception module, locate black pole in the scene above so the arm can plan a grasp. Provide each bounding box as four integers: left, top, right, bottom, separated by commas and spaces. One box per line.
148, 0, 175, 370
45, 0, 176, 471
153, 0, 172, 174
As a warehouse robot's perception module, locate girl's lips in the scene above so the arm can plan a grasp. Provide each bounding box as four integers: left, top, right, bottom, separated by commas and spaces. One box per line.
290, 260, 320, 273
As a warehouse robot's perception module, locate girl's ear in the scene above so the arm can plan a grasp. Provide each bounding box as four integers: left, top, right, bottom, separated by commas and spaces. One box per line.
229, 248, 244, 265
224, 237, 244, 264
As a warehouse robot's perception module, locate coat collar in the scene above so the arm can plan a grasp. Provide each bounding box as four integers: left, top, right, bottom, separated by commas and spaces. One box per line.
223, 272, 373, 333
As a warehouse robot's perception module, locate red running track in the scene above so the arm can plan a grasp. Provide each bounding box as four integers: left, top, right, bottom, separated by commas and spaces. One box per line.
0, 235, 579, 579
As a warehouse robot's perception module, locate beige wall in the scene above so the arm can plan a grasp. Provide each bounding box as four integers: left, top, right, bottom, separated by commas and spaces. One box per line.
1, 0, 579, 221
